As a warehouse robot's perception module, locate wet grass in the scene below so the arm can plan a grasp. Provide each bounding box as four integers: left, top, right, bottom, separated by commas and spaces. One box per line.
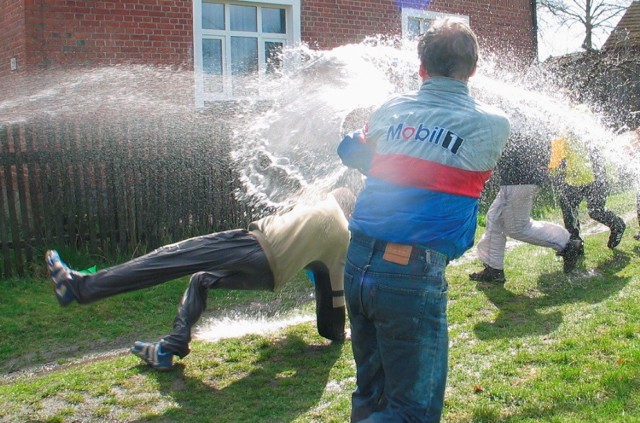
1, 191, 639, 422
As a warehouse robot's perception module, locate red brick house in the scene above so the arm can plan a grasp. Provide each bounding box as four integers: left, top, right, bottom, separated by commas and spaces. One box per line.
1, 0, 537, 101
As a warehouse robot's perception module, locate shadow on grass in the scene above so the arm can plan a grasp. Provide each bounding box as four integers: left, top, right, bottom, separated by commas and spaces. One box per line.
473, 250, 631, 340
131, 334, 344, 422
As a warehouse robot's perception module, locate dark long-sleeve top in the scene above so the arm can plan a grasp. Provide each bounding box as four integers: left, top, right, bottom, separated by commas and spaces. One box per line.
497, 133, 550, 186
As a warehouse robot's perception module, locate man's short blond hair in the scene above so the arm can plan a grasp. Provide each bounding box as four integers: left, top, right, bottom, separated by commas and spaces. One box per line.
417, 18, 479, 80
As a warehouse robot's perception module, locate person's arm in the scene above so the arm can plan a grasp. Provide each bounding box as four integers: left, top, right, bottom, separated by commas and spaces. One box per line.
337, 129, 374, 175
306, 262, 346, 342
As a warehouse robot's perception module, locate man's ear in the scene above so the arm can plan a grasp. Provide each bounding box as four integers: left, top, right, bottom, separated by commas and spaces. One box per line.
459, 64, 477, 83
469, 64, 477, 78
419, 65, 429, 81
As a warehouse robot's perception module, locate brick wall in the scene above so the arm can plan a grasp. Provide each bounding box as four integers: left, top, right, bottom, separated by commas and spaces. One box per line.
301, 0, 536, 61
22, 0, 194, 70
0, 0, 26, 80
430, 0, 536, 59
1, 0, 536, 77
302, 0, 400, 49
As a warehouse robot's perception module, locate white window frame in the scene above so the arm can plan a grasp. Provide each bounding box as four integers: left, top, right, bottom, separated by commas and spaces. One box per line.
193, 0, 301, 105
401, 8, 469, 39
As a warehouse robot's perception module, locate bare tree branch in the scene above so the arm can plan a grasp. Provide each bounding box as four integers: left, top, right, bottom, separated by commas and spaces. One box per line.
538, 0, 631, 50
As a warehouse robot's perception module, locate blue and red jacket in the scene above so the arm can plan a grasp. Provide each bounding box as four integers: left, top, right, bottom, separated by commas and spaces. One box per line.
338, 77, 510, 260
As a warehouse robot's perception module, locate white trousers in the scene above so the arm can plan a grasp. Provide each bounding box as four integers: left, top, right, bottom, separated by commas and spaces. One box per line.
476, 185, 570, 270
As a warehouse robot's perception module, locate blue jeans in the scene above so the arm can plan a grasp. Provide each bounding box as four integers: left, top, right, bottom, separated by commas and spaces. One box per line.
345, 232, 449, 423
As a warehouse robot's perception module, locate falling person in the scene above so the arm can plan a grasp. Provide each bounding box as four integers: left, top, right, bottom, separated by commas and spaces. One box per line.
46, 188, 355, 370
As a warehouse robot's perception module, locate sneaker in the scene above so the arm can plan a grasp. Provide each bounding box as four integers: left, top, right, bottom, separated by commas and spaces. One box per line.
469, 264, 506, 283
556, 237, 584, 257
558, 239, 583, 273
607, 222, 626, 249
45, 250, 77, 306
634, 232, 640, 241
131, 341, 174, 371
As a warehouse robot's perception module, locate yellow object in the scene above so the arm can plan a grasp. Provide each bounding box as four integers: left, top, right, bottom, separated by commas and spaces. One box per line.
549, 135, 595, 186
548, 137, 566, 171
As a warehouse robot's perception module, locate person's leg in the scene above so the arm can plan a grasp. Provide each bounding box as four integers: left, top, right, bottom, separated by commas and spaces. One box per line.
133, 239, 273, 368
557, 183, 583, 241
551, 182, 584, 272
48, 229, 259, 304
345, 237, 386, 422
475, 187, 508, 270
307, 262, 346, 342
159, 272, 218, 358
584, 182, 625, 248
470, 187, 507, 283
359, 246, 449, 422
161, 255, 274, 358
502, 185, 570, 251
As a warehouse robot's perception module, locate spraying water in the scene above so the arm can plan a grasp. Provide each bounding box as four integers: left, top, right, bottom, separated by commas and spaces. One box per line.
195, 312, 315, 342
225, 39, 640, 212
228, 38, 420, 209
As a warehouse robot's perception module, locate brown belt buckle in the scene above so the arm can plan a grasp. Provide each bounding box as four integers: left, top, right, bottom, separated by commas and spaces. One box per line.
383, 242, 413, 265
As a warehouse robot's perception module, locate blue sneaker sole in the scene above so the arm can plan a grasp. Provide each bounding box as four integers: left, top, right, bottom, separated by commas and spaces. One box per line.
131, 343, 174, 371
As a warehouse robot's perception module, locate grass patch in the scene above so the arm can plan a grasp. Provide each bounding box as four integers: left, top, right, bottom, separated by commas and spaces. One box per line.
0, 263, 315, 373
1, 191, 639, 421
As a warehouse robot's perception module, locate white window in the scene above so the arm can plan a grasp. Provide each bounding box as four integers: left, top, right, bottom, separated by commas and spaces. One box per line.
193, 0, 301, 104
401, 8, 469, 40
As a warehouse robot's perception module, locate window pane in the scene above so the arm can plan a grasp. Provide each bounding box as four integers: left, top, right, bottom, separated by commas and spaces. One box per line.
203, 38, 223, 93
421, 19, 434, 33
202, 38, 222, 74
262, 8, 286, 34
231, 36, 258, 75
265, 41, 283, 74
230, 5, 257, 32
202, 2, 224, 30
407, 17, 421, 38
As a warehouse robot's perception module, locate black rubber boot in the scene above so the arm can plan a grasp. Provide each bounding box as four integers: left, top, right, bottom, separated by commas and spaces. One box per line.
469, 264, 506, 283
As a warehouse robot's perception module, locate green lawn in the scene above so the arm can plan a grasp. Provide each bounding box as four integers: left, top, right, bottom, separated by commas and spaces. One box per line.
1, 191, 639, 422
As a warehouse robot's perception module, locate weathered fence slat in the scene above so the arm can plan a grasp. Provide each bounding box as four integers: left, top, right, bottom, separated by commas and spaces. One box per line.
83, 124, 97, 253
15, 123, 34, 266
46, 121, 66, 248
27, 122, 44, 260
0, 125, 13, 277
5, 124, 25, 275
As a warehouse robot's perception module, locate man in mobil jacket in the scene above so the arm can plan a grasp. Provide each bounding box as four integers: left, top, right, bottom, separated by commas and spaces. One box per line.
337, 18, 510, 423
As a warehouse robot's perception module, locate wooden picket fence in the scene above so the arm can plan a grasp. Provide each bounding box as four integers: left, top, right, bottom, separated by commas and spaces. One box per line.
0, 113, 254, 278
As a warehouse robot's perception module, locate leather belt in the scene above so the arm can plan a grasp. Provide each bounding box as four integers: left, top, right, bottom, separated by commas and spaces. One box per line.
350, 231, 448, 265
